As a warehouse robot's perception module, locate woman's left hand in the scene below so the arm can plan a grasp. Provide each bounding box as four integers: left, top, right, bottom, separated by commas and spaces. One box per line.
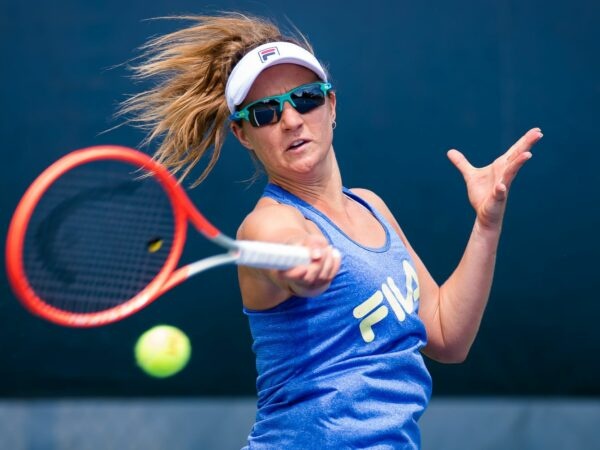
447, 127, 543, 230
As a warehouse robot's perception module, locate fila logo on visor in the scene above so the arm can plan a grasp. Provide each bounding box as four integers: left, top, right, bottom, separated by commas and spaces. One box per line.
258, 46, 279, 62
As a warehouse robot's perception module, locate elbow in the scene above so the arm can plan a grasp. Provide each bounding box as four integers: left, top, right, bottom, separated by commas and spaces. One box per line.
442, 350, 469, 364
444, 341, 472, 363
424, 342, 471, 364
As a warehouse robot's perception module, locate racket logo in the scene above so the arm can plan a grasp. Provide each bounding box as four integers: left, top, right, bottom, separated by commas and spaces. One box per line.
258, 46, 279, 63
352, 261, 420, 343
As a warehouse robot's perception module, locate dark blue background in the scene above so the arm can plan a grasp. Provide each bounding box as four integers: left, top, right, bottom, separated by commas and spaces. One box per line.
1, 0, 598, 396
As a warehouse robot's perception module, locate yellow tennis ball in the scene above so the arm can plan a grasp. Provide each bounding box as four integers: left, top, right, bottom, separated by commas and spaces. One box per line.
135, 325, 191, 378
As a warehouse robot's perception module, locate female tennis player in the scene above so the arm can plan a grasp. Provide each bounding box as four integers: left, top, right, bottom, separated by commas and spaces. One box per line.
120, 13, 542, 449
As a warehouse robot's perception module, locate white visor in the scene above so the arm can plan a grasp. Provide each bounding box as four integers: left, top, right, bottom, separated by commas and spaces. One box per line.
225, 41, 328, 113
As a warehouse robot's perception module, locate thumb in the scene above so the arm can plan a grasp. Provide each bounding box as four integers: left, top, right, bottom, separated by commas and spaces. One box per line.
447, 149, 474, 177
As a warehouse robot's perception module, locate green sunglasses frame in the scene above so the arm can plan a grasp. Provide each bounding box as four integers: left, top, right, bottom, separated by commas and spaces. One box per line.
229, 81, 333, 126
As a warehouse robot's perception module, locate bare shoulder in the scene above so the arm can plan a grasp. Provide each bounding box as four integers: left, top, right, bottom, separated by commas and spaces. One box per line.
349, 188, 390, 214
237, 197, 311, 242
350, 187, 410, 244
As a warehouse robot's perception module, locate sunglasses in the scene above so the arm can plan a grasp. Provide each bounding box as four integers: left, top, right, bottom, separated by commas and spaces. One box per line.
229, 82, 333, 127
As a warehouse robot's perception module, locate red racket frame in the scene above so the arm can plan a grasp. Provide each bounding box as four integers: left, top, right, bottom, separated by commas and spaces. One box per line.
6, 145, 221, 327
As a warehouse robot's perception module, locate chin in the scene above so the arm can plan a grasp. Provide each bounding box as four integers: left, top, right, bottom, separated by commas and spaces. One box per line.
291, 152, 331, 175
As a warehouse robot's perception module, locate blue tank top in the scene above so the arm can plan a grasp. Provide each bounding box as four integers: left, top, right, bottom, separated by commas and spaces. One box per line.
243, 183, 432, 450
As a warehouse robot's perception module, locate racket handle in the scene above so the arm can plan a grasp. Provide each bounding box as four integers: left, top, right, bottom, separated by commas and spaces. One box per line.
235, 240, 311, 270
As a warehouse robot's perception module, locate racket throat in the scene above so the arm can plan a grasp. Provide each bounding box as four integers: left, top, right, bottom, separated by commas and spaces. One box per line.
185, 253, 239, 278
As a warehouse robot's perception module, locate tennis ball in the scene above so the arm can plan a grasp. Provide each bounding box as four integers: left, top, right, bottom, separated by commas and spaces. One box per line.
135, 325, 191, 378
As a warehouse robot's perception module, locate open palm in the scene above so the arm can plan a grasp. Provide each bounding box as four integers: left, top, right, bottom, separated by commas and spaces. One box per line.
447, 128, 543, 229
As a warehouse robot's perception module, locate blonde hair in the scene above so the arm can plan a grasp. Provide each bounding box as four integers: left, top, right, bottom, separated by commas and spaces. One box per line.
118, 13, 314, 186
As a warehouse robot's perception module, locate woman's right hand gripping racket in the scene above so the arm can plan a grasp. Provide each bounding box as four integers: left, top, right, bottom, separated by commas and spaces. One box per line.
6, 146, 311, 327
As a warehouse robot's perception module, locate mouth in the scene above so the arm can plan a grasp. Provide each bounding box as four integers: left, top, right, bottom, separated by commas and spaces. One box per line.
286, 139, 310, 151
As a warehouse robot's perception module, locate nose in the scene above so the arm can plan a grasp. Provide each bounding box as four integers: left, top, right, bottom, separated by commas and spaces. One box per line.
279, 101, 303, 130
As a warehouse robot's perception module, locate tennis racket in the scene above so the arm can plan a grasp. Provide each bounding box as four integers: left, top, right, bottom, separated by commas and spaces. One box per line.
6, 145, 310, 327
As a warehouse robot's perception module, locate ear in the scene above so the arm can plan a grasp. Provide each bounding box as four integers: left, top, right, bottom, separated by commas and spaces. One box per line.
328, 91, 337, 123
230, 121, 254, 151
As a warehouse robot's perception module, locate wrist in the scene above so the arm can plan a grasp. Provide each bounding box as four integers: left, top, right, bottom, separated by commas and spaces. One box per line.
474, 216, 503, 241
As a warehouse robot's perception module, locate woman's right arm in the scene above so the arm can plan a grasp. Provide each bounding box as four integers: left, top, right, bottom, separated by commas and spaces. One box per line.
237, 202, 341, 310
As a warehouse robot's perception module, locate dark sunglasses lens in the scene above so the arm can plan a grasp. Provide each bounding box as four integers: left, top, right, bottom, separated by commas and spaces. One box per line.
244, 84, 328, 126
249, 100, 281, 127
291, 85, 326, 114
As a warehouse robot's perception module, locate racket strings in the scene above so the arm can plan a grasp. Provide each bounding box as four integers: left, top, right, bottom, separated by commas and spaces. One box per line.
23, 161, 176, 313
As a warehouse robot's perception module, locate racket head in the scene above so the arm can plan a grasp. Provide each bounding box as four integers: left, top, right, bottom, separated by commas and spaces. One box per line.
6, 145, 190, 327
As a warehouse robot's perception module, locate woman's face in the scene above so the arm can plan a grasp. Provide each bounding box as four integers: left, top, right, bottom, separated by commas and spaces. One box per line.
231, 64, 336, 182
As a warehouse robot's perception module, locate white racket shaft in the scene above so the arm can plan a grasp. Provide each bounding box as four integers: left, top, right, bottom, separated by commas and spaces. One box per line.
182, 240, 312, 282
234, 240, 311, 269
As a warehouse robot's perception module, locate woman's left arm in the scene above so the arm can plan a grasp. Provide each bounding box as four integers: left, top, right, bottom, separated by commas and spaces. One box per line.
429, 127, 543, 362
360, 127, 543, 363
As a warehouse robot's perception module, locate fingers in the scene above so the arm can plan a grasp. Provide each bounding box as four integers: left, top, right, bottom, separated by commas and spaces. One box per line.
448, 127, 542, 177
276, 234, 342, 296
502, 151, 533, 188
315, 247, 341, 283
506, 127, 543, 163
447, 149, 474, 177
493, 130, 538, 200
284, 245, 341, 287
493, 181, 508, 202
